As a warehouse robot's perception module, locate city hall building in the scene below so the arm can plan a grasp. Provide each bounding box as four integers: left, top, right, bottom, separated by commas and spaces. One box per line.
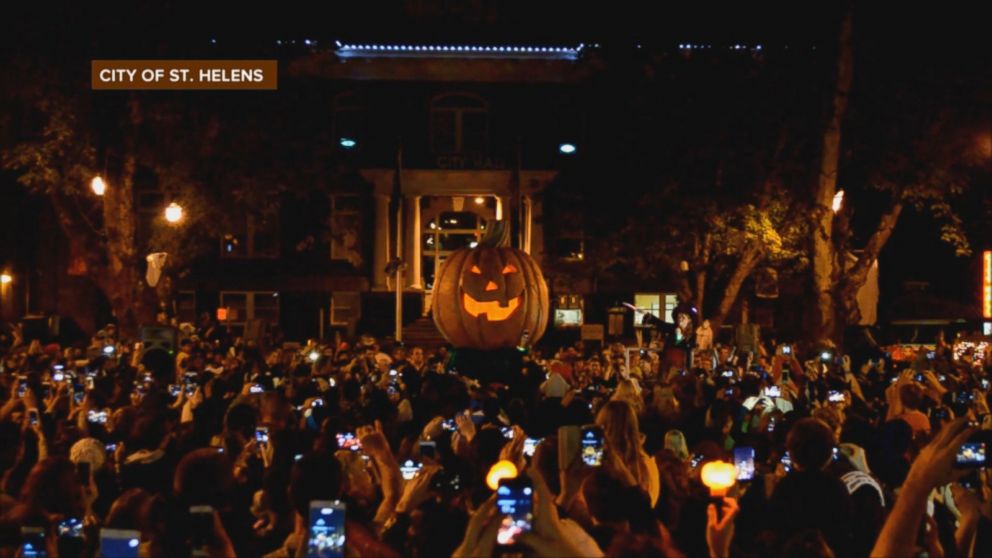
173, 40, 601, 345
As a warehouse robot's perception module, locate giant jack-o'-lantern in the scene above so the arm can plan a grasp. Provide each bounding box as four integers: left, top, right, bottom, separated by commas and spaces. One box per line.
432, 224, 549, 350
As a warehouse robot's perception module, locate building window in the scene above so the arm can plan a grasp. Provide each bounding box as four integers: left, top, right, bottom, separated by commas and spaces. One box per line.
554, 294, 584, 328
330, 291, 360, 325
330, 194, 363, 267
332, 92, 366, 146
221, 215, 279, 259
430, 93, 488, 154
633, 293, 679, 324
423, 211, 486, 290
219, 291, 280, 336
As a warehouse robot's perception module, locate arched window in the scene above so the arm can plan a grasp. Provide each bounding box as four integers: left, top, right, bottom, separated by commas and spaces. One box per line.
430, 93, 488, 154
332, 92, 366, 146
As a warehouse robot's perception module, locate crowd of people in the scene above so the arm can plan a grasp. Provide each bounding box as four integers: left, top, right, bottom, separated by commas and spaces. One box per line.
0, 314, 990, 557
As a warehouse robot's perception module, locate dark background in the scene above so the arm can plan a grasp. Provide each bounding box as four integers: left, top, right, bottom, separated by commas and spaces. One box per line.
3, 1, 990, 330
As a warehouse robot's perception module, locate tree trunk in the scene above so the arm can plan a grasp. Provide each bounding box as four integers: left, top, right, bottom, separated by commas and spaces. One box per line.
694, 269, 707, 321
694, 233, 712, 320
94, 97, 156, 337
839, 201, 903, 324
709, 243, 764, 333
677, 265, 694, 307
812, 11, 854, 344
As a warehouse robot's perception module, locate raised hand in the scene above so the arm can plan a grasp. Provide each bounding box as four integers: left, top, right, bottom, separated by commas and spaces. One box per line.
706, 496, 740, 558
499, 426, 526, 472
357, 420, 392, 461
396, 464, 440, 514
517, 467, 586, 557
873, 418, 975, 558
905, 418, 973, 490
421, 415, 445, 442
455, 410, 476, 443
453, 496, 500, 558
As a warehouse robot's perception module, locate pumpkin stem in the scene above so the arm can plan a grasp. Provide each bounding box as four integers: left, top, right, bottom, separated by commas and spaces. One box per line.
480, 220, 510, 248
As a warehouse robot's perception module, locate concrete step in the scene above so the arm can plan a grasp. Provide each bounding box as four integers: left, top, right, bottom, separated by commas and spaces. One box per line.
401, 317, 446, 349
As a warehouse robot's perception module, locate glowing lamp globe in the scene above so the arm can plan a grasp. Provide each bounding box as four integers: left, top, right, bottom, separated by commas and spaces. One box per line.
90, 176, 107, 196
164, 202, 184, 223
701, 460, 737, 497
486, 459, 518, 491
832, 189, 845, 213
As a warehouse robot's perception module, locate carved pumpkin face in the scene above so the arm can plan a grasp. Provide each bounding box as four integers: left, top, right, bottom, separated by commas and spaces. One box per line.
432, 245, 549, 350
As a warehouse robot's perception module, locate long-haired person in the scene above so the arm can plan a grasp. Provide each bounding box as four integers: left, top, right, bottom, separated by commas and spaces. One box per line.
596, 399, 660, 506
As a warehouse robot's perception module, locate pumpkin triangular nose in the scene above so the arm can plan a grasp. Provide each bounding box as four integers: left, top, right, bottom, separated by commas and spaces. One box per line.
485, 281, 499, 291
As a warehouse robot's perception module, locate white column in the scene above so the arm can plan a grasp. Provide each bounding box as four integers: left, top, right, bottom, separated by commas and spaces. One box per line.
496, 196, 510, 221
407, 195, 423, 289
522, 195, 533, 254
373, 194, 390, 290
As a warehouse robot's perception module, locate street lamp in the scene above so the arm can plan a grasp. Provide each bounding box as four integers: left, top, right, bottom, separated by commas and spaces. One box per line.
0, 273, 8, 322
832, 190, 845, 213
474, 196, 485, 205
90, 176, 107, 196
164, 202, 184, 224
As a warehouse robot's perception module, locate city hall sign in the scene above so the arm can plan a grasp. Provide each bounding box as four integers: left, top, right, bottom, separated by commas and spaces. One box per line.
435, 155, 506, 170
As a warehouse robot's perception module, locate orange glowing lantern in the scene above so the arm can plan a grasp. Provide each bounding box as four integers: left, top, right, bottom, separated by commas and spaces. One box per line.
701, 460, 737, 497
486, 460, 518, 491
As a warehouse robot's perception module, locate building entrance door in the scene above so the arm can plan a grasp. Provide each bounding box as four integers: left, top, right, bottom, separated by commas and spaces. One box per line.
421, 195, 500, 293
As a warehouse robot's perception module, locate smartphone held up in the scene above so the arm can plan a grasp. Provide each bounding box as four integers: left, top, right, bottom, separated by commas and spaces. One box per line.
308, 500, 346, 558
495, 477, 533, 547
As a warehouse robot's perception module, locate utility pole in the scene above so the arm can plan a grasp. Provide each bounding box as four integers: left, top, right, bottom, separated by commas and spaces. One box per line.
393, 142, 405, 343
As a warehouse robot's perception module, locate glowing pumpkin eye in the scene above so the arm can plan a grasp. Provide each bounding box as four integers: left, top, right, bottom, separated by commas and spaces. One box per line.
470, 265, 482, 275
502, 264, 518, 274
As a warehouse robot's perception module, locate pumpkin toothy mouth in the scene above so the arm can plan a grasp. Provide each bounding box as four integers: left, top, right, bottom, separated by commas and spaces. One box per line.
462, 293, 522, 321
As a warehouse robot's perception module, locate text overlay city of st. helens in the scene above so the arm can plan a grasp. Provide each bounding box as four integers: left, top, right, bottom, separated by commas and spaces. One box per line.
91, 60, 278, 90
